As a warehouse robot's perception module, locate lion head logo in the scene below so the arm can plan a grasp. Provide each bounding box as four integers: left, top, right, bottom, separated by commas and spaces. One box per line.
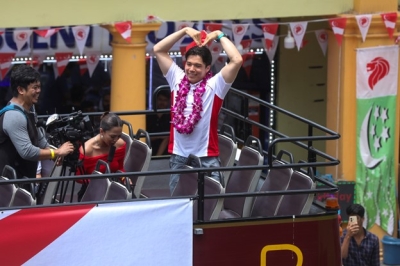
366, 57, 390, 90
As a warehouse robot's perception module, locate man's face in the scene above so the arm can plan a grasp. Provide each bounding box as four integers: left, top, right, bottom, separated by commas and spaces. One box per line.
156, 94, 170, 109
20, 81, 41, 106
184, 55, 211, 84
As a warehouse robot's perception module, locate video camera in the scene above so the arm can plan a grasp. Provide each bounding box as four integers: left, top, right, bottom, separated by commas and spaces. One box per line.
43, 110, 94, 168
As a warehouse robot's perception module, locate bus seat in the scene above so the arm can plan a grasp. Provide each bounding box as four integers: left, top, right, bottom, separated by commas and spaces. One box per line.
0, 176, 17, 207
194, 176, 225, 222
11, 187, 36, 207
218, 124, 237, 186
105, 181, 131, 201
219, 136, 264, 219
124, 129, 152, 199
80, 171, 111, 202
250, 150, 294, 218
275, 169, 315, 216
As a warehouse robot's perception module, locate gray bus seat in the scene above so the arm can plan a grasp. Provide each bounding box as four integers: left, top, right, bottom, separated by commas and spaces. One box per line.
80, 170, 111, 202
218, 124, 237, 186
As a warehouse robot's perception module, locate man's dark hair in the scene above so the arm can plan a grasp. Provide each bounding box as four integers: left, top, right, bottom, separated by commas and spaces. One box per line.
100, 112, 123, 131
10, 65, 41, 97
157, 89, 170, 99
346, 204, 365, 218
185, 46, 212, 66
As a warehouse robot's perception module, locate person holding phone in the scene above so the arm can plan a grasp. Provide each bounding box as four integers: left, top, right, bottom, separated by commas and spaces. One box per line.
340, 204, 379, 266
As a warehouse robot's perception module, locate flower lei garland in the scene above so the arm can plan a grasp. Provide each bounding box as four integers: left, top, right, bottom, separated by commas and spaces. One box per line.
171, 71, 213, 134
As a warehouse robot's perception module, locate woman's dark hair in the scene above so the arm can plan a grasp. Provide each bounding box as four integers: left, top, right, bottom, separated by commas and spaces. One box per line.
10, 65, 41, 97
346, 204, 365, 218
100, 112, 123, 131
185, 46, 212, 66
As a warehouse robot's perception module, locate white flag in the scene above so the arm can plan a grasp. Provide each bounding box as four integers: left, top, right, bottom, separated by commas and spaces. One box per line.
13, 29, 32, 52
315, 30, 328, 56
232, 24, 249, 46
72, 26, 90, 56
263, 36, 279, 63
85, 51, 101, 77
355, 15, 372, 42
289, 22, 308, 51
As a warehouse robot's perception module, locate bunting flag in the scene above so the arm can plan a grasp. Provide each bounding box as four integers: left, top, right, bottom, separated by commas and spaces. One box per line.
145, 15, 160, 22
381, 12, 397, 39
301, 39, 309, 49
261, 23, 279, 50
209, 42, 222, 65
175, 21, 195, 46
78, 59, 88, 75
72, 26, 90, 56
355, 45, 398, 235
0, 29, 4, 35
240, 39, 252, 54
242, 52, 254, 78
0, 53, 15, 80
115, 21, 132, 43
289, 22, 308, 51
263, 36, 279, 63
86, 51, 101, 77
214, 55, 227, 72
203, 23, 223, 32
54, 52, 72, 77
30, 53, 47, 70
355, 15, 372, 42
13, 29, 32, 52
33, 28, 60, 38
328, 17, 347, 46
232, 24, 249, 47
180, 46, 187, 67
315, 30, 328, 56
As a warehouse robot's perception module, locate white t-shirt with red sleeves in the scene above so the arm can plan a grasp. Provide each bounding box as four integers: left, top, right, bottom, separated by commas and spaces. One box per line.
165, 61, 232, 158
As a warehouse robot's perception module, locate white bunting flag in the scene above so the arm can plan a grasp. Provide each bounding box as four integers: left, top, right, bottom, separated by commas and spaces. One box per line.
13, 29, 32, 52
54, 52, 72, 77
85, 51, 101, 78
209, 42, 222, 66
289, 22, 308, 51
115, 21, 132, 43
315, 30, 328, 56
0, 53, 15, 80
263, 36, 279, 63
355, 15, 372, 42
232, 24, 249, 46
72, 26, 90, 56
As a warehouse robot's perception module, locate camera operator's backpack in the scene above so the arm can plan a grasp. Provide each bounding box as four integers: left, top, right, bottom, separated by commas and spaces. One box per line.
0, 104, 27, 120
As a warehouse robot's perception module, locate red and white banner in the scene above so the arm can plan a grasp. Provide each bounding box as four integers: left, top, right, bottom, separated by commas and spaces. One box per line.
13, 29, 32, 52
290, 22, 308, 51
381, 12, 397, 39
203, 23, 223, 33
242, 52, 254, 77
261, 23, 279, 51
30, 53, 47, 70
115, 21, 132, 43
34, 28, 60, 38
72, 26, 90, 56
329, 17, 347, 46
232, 24, 249, 47
263, 36, 279, 63
54, 52, 72, 77
86, 51, 102, 77
0, 199, 192, 265
355, 15, 372, 42
0, 53, 15, 80
315, 29, 328, 56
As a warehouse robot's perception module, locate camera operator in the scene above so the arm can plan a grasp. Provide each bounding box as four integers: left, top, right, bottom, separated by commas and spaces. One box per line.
0, 65, 75, 181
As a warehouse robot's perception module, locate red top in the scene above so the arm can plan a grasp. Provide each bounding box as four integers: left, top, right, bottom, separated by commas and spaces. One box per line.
76, 143, 126, 176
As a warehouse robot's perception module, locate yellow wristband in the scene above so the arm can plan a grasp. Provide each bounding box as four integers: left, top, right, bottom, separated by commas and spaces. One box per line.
50, 149, 55, 160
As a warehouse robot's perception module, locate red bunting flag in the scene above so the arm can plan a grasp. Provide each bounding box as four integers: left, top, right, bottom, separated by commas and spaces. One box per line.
241, 52, 254, 78
214, 55, 227, 73
381, 12, 397, 39
203, 23, 223, 32
29, 53, 47, 70
260, 23, 279, 50
328, 17, 347, 46
0, 53, 15, 80
180, 46, 187, 67
54, 52, 72, 77
34, 28, 60, 38
115, 21, 132, 43
209, 42, 222, 65
78, 59, 88, 76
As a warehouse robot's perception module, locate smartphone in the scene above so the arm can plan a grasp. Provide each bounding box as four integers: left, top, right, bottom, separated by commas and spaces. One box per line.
349, 215, 357, 225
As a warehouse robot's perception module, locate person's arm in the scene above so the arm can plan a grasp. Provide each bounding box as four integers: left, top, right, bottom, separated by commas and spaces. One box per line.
202, 31, 243, 83
341, 223, 359, 259
156, 137, 169, 156
153, 27, 204, 75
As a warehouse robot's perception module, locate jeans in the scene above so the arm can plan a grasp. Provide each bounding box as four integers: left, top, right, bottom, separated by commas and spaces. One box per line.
169, 154, 222, 194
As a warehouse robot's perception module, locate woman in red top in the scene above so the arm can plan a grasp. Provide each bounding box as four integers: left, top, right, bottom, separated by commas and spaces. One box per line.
77, 112, 126, 200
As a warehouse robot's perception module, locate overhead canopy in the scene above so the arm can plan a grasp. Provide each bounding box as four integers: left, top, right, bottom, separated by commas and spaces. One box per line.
0, 0, 353, 28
